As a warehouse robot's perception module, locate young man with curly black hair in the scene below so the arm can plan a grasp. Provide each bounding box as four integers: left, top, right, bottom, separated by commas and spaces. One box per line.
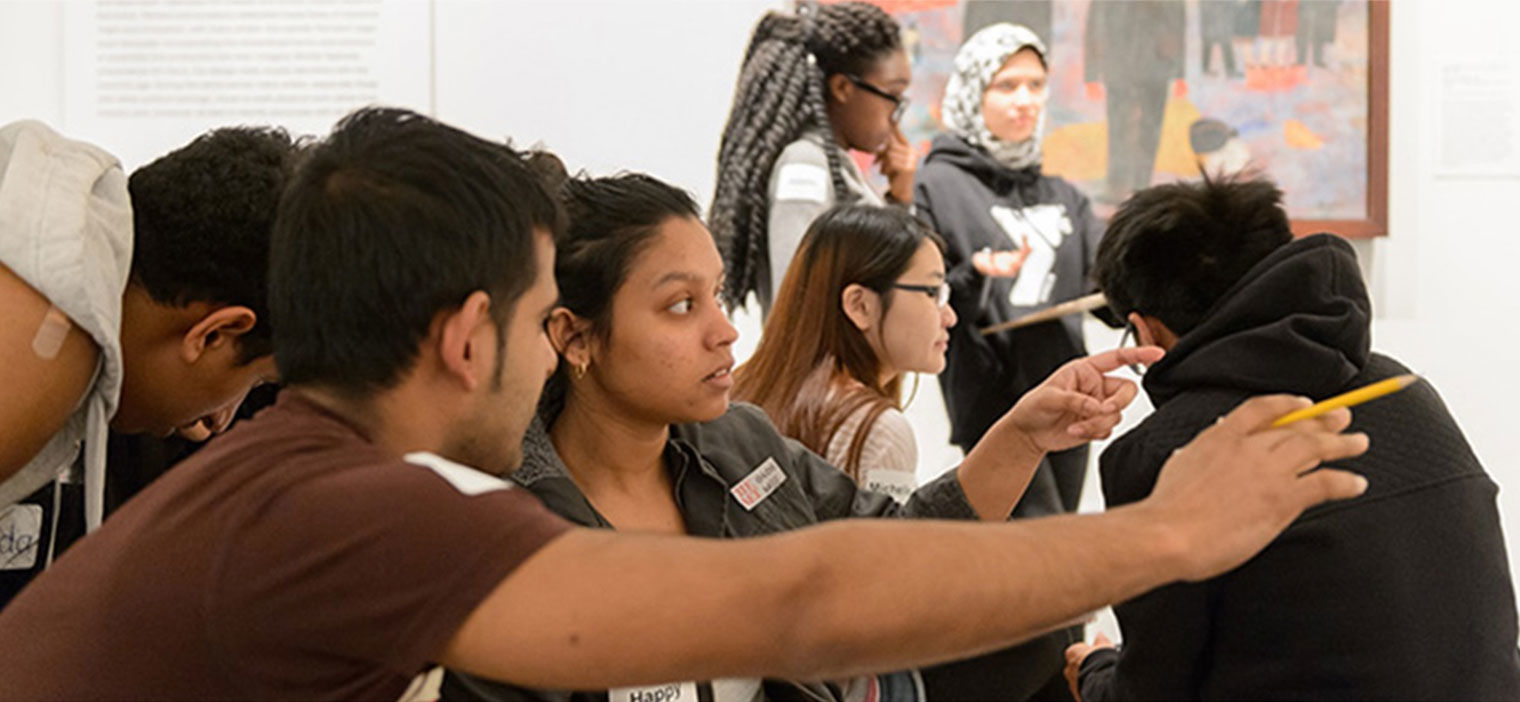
0, 125, 300, 606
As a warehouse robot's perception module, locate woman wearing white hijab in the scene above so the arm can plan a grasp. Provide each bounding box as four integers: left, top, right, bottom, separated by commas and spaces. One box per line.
914, 23, 1114, 524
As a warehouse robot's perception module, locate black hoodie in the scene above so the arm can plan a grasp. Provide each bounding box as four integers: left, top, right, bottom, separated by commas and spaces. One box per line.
914, 134, 1114, 451
1081, 234, 1520, 700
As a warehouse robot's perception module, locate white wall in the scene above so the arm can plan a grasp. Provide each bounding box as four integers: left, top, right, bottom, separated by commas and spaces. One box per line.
4, 0, 1519, 589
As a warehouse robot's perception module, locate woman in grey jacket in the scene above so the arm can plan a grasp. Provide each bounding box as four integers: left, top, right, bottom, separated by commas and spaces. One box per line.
442, 172, 1144, 702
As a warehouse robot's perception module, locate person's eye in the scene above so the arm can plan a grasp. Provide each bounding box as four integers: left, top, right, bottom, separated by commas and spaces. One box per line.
668, 298, 694, 314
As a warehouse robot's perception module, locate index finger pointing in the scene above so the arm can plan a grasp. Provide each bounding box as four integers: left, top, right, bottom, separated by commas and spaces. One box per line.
1079, 346, 1166, 375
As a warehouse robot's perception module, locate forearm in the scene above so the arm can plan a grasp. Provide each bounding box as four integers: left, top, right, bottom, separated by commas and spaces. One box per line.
954, 415, 1043, 520
446, 509, 1186, 689
780, 506, 1185, 679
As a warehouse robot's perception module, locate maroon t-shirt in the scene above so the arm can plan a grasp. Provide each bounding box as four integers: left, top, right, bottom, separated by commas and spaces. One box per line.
0, 391, 571, 699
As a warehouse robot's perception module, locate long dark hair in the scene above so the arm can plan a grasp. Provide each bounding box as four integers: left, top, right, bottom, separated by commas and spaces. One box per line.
710, 1, 902, 308
732, 205, 943, 478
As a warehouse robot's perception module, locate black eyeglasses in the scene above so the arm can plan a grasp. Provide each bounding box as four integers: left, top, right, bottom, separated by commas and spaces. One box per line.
844, 74, 909, 123
1118, 319, 1149, 375
891, 282, 950, 308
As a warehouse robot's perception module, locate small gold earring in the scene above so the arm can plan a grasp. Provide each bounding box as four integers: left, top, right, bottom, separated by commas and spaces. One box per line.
573, 362, 588, 380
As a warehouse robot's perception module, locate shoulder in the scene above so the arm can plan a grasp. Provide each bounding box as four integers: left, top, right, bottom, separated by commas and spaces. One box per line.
774, 136, 830, 169
1099, 390, 1244, 503
672, 403, 791, 468
861, 407, 916, 467
829, 403, 916, 474
769, 138, 832, 205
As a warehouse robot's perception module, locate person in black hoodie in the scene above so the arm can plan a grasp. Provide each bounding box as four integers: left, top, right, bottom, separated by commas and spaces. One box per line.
1067, 175, 1520, 700
915, 23, 1114, 520
913, 23, 1117, 702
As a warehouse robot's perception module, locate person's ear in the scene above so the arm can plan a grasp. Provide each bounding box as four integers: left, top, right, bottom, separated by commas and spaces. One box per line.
1128, 312, 1178, 349
437, 290, 495, 391
181, 306, 257, 364
546, 307, 593, 370
841, 284, 881, 332
828, 73, 853, 105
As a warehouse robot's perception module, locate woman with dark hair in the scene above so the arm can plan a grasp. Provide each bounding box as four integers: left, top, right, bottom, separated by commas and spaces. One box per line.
441, 172, 1142, 702
710, 1, 917, 314
731, 204, 952, 500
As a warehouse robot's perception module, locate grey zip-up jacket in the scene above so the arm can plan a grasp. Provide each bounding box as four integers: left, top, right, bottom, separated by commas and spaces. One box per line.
440, 402, 982, 702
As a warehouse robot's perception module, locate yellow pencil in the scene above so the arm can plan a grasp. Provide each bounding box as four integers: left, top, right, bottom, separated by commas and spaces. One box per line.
1271, 373, 1422, 428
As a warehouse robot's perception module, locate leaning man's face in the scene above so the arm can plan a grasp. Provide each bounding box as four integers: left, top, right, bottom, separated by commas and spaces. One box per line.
482, 230, 560, 473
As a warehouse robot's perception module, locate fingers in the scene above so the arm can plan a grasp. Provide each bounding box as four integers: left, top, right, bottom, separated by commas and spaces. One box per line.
1099, 376, 1139, 413
1266, 429, 1370, 472
1041, 388, 1105, 419
1214, 394, 1314, 435
1079, 346, 1166, 375
1262, 407, 1351, 451
1296, 467, 1370, 505
1093, 632, 1112, 647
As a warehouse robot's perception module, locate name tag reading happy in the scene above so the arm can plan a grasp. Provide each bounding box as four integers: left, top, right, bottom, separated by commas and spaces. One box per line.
730, 458, 786, 511
609, 681, 699, 702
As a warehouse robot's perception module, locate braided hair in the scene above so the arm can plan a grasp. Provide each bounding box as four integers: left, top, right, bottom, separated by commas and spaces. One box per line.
710, 1, 902, 308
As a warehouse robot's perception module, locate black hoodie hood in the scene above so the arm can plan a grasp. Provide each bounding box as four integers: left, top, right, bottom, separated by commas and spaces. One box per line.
924, 133, 1041, 195
1142, 234, 1372, 407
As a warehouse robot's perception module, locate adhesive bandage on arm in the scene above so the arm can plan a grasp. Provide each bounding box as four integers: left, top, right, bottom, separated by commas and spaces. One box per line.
30, 306, 73, 360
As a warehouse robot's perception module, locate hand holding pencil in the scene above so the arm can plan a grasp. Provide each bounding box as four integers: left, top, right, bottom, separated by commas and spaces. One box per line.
1272, 374, 1422, 428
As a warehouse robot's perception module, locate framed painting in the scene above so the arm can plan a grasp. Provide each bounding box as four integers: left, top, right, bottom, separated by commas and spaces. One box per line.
860, 0, 1389, 237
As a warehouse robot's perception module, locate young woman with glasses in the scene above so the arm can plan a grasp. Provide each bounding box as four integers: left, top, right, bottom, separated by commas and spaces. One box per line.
710, 1, 917, 315
732, 205, 955, 498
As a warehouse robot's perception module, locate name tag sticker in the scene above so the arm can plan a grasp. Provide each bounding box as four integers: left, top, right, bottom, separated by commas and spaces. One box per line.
610, 681, 699, 702
0, 504, 43, 570
730, 458, 787, 511
774, 163, 830, 203
863, 469, 917, 505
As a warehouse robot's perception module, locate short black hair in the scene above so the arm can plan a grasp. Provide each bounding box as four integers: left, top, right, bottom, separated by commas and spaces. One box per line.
128, 126, 304, 364
1093, 175, 1293, 335
269, 107, 564, 396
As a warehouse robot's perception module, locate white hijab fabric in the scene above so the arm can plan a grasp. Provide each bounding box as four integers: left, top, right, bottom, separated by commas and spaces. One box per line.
940, 23, 1049, 170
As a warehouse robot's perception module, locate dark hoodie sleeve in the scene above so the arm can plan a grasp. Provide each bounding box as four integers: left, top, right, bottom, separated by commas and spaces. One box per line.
1079, 436, 1215, 700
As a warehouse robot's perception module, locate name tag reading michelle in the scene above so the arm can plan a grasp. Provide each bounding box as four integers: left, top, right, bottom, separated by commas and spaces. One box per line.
730, 458, 786, 511
863, 469, 916, 505
609, 681, 699, 702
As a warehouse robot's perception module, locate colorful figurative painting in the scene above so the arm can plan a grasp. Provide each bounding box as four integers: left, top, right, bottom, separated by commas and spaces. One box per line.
853, 0, 1385, 235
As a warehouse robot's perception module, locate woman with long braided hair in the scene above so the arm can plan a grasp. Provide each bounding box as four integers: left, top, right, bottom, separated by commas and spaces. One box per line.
710, 1, 916, 314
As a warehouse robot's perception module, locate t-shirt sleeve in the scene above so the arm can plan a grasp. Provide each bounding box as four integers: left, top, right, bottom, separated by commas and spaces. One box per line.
211, 460, 572, 693
766, 140, 835, 304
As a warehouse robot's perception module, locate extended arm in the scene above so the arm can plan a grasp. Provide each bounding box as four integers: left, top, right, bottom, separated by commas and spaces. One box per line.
441, 396, 1369, 689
